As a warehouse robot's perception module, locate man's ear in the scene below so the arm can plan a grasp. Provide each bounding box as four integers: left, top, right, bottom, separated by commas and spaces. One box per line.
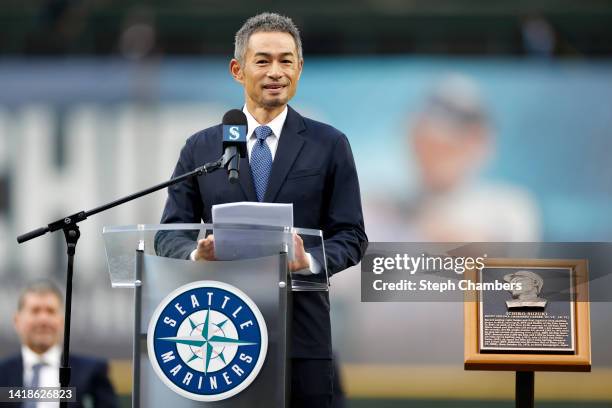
229, 59, 244, 84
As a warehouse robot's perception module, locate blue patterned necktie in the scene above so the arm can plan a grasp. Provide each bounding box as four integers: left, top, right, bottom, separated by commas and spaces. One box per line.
24, 362, 46, 408
251, 125, 273, 202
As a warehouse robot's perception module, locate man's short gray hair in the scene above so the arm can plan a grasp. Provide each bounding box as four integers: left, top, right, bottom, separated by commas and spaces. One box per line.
234, 12, 303, 63
17, 279, 64, 310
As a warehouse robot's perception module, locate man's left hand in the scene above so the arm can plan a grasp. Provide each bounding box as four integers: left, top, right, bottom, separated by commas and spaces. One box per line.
288, 233, 310, 273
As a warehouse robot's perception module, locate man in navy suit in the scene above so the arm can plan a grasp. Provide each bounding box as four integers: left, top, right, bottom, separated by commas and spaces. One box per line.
156, 12, 367, 408
0, 280, 118, 407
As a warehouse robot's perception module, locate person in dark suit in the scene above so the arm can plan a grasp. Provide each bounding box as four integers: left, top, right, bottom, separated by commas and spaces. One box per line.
0, 280, 118, 408
155, 12, 367, 408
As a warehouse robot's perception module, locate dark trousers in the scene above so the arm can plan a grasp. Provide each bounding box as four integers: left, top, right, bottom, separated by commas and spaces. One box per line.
290, 358, 333, 408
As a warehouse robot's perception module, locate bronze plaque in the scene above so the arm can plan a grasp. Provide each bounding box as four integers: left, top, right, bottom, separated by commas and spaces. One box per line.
479, 266, 575, 353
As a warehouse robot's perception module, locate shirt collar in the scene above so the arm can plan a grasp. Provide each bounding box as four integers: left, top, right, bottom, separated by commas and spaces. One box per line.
242, 105, 288, 140
22, 344, 61, 368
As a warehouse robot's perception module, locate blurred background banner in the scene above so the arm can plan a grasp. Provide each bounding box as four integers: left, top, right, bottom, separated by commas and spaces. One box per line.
1, 1, 612, 407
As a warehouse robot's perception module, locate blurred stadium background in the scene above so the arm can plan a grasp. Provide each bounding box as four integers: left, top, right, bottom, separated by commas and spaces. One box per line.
1, 1, 612, 407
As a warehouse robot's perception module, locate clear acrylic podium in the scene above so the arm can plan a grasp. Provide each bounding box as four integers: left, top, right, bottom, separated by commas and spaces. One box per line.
102, 223, 328, 408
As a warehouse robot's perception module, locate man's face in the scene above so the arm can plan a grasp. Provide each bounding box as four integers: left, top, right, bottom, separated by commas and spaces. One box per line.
510, 276, 536, 297
14, 292, 63, 354
231, 31, 303, 110
411, 118, 489, 192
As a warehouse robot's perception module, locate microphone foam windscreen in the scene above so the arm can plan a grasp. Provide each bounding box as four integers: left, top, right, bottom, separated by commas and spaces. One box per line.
222, 109, 248, 126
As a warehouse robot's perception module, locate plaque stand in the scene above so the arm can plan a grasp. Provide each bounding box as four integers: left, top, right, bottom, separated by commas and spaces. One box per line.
464, 258, 591, 408
515, 371, 534, 408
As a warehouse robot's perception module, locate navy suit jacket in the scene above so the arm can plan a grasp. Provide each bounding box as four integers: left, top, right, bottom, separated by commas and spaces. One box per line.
156, 105, 368, 359
0, 352, 118, 408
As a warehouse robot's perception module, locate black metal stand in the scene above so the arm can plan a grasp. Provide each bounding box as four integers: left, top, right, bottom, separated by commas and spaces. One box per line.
16, 155, 229, 403
132, 243, 144, 408
58, 226, 79, 408
516, 371, 535, 408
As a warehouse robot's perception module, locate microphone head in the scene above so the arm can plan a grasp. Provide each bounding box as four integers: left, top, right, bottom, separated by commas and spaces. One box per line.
222, 109, 248, 158
222, 109, 248, 126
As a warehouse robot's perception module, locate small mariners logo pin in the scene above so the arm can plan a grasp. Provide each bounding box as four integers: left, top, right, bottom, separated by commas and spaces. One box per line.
147, 281, 268, 401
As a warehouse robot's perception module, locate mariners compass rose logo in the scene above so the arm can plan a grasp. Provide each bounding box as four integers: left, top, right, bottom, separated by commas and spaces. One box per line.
147, 281, 268, 401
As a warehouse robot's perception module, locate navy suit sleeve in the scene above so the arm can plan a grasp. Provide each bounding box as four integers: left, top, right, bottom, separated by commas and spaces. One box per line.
315, 133, 368, 275
89, 361, 119, 408
154, 136, 203, 259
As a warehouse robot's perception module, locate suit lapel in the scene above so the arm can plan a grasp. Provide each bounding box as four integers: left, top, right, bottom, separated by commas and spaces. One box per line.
237, 152, 257, 202
264, 106, 306, 202
6, 354, 24, 387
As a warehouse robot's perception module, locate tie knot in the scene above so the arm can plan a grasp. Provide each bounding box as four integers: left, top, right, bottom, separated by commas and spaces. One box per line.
32, 362, 47, 371
254, 125, 273, 141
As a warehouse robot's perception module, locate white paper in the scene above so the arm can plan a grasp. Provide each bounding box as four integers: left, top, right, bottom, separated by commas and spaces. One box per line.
212, 202, 293, 260
212, 201, 293, 227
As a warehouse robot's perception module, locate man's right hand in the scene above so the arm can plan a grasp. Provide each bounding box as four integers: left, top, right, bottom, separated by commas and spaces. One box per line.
192, 234, 217, 261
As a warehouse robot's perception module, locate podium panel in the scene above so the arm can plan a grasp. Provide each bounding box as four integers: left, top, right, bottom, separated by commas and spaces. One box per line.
136, 253, 289, 407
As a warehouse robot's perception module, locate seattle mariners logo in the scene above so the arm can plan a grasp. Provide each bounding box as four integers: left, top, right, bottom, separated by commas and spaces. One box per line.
147, 281, 268, 401
228, 126, 241, 140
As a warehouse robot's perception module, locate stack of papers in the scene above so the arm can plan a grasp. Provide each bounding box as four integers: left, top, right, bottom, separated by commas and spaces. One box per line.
212, 202, 294, 260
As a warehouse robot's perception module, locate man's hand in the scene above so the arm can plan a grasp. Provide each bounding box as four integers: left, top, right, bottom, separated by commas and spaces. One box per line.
193, 234, 217, 261
288, 233, 310, 273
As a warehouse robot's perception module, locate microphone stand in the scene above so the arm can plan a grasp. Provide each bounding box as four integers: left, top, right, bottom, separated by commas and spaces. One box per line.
16, 154, 231, 408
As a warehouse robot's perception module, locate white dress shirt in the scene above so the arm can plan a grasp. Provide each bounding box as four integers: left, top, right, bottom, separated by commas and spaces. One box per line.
22, 344, 61, 408
243, 105, 287, 161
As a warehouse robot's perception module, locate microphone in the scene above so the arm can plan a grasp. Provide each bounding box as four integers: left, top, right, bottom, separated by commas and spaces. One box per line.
222, 109, 248, 184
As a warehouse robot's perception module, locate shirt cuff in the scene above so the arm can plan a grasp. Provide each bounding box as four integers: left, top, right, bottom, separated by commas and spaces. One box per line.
308, 252, 321, 274
189, 248, 197, 261
292, 252, 321, 275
